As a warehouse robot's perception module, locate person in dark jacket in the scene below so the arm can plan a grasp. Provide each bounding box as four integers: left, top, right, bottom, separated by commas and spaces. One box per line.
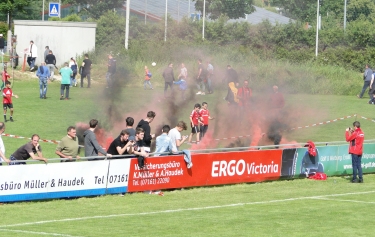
136, 111, 156, 152
162, 63, 175, 98
0, 34, 4, 53
45, 50, 56, 81
105, 54, 116, 88
83, 119, 112, 161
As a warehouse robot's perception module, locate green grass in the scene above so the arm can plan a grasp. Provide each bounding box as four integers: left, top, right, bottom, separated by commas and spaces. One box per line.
1, 174, 375, 236
2, 73, 375, 160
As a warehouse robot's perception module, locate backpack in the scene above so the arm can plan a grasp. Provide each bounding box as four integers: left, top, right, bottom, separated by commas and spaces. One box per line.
305, 140, 317, 157
147, 72, 152, 78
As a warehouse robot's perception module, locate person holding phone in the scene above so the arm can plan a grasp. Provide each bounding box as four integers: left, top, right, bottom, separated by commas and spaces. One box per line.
168, 121, 192, 168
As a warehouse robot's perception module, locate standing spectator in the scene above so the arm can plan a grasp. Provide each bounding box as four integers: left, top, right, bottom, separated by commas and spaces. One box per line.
270, 85, 285, 109
237, 80, 252, 108
357, 64, 373, 99
0, 34, 4, 53
83, 119, 112, 160
27, 40, 38, 71
178, 63, 188, 80
45, 50, 56, 81
162, 63, 175, 98
107, 130, 133, 157
143, 65, 153, 90
196, 59, 207, 95
136, 111, 156, 152
225, 65, 239, 104
69, 57, 78, 87
9, 134, 48, 165
55, 126, 80, 162
125, 117, 136, 141
200, 102, 214, 139
168, 121, 192, 168
0, 122, 10, 165
3, 81, 18, 122
106, 54, 116, 88
188, 103, 203, 144
36, 62, 50, 99
345, 121, 364, 183
206, 61, 214, 94
44, 46, 49, 61
59, 62, 73, 100
154, 125, 173, 156
81, 54, 92, 88
132, 127, 149, 168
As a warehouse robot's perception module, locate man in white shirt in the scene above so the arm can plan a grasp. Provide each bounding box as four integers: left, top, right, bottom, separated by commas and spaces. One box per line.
27, 40, 38, 71
168, 121, 193, 168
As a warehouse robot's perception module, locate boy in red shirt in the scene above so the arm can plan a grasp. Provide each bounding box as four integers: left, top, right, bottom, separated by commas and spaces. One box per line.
3, 81, 18, 122
1, 67, 10, 90
188, 103, 203, 144
200, 102, 214, 139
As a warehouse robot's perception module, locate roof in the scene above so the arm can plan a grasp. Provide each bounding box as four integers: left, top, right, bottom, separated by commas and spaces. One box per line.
128, 1, 292, 25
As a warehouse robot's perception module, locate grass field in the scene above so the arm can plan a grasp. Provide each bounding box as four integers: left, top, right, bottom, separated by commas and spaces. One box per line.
1, 69, 375, 236
1, 174, 375, 236
2, 71, 375, 160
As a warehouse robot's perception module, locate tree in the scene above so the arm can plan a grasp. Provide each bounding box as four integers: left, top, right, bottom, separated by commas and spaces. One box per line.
193, 0, 255, 20
65, 0, 125, 19
0, 0, 32, 29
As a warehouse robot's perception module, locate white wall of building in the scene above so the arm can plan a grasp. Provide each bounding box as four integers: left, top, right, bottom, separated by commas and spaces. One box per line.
14, 20, 96, 67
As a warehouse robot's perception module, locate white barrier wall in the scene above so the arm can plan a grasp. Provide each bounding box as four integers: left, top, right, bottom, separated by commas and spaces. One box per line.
0, 160, 130, 202
14, 20, 96, 67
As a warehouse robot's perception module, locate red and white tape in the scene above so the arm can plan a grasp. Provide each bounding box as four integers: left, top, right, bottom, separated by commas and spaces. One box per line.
2, 114, 374, 144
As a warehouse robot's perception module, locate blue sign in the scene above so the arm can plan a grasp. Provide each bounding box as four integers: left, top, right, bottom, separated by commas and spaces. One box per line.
49, 2, 60, 17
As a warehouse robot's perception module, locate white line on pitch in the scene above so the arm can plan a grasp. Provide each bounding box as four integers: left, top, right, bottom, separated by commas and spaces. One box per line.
0, 228, 83, 237
312, 197, 375, 204
1, 190, 375, 229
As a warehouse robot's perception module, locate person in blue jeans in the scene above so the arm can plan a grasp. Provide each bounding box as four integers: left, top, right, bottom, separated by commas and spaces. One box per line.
59, 62, 73, 100
36, 62, 50, 99
69, 58, 78, 87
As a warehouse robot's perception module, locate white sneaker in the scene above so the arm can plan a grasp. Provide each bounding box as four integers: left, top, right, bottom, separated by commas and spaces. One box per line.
196, 91, 202, 95
187, 162, 193, 169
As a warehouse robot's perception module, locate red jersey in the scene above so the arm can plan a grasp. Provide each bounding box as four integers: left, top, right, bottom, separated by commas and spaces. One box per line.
345, 128, 364, 155
238, 86, 252, 106
200, 108, 210, 125
2, 71, 10, 82
190, 109, 201, 126
3, 88, 13, 104
145, 69, 150, 80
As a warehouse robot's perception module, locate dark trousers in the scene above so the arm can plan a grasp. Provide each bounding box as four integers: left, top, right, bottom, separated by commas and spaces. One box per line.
164, 82, 173, 96
9, 155, 26, 165
27, 57, 36, 68
137, 156, 145, 168
81, 73, 91, 88
351, 154, 363, 181
200, 125, 208, 139
61, 84, 70, 98
359, 81, 371, 98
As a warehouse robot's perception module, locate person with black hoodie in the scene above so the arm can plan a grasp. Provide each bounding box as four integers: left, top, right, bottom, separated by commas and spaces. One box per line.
136, 111, 156, 152
83, 119, 112, 161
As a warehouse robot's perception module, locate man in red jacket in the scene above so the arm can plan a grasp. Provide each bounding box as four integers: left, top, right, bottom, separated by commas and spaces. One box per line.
345, 121, 364, 183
